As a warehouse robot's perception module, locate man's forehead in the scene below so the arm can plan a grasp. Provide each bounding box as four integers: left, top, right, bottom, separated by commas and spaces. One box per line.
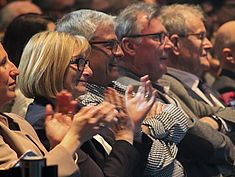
92, 27, 117, 41
136, 12, 149, 25
186, 17, 206, 32
88, 23, 117, 41
142, 17, 166, 33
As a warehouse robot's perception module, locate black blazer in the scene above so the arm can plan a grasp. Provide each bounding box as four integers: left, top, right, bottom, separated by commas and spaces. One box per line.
117, 67, 235, 177
25, 96, 152, 177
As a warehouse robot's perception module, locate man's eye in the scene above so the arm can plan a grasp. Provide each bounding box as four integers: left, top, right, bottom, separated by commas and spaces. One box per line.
199, 33, 206, 40
104, 43, 113, 49
152, 35, 161, 41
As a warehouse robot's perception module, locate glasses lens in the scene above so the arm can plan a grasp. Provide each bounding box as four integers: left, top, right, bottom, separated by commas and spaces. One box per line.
201, 32, 207, 40
78, 58, 86, 71
151, 33, 167, 45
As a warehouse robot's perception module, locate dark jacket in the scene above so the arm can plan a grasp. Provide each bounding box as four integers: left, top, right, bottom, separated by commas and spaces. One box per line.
118, 67, 235, 177
25, 96, 152, 177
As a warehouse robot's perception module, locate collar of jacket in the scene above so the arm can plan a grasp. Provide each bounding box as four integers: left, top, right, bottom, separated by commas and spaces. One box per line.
0, 112, 20, 131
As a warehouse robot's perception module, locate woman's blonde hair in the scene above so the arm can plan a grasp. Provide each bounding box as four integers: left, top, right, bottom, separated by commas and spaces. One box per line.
18, 31, 89, 98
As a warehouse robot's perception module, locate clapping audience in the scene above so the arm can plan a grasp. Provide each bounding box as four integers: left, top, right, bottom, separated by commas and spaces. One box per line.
0, 1, 235, 177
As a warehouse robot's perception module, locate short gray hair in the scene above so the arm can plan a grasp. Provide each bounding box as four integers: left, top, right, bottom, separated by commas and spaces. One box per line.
115, 2, 157, 40
158, 4, 205, 36
56, 9, 115, 41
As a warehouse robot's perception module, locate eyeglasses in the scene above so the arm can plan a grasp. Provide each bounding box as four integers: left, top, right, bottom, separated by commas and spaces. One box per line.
70, 57, 90, 71
179, 32, 207, 41
90, 39, 120, 54
123, 32, 169, 45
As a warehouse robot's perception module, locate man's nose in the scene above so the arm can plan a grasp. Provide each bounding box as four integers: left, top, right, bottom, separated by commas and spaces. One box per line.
112, 44, 124, 58
164, 36, 173, 51
203, 37, 213, 50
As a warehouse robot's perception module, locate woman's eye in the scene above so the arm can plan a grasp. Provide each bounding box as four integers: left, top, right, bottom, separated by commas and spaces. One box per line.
0, 58, 7, 66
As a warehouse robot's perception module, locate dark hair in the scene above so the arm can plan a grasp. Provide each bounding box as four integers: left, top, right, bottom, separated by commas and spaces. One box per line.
2, 13, 54, 67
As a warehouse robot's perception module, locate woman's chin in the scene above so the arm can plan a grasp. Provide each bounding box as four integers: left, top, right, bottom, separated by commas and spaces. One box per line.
0, 95, 15, 108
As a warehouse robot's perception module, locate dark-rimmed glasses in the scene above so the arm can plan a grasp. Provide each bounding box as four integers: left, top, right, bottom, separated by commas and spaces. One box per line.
178, 32, 207, 41
90, 39, 120, 54
70, 57, 90, 71
123, 32, 168, 45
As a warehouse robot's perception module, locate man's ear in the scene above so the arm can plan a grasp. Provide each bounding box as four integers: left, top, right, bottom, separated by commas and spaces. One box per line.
121, 38, 136, 56
223, 48, 235, 64
170, 34, 180, 55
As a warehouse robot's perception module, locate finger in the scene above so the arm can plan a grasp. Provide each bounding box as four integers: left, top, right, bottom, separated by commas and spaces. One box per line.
104, 88, 111, 102
140, 75, 149, 83
103, 109, 118, 125
145, 80, 153, 98
91, 102, 116, 126
98, 102, 116, 116
107, 88, 117, 105
67, 100, 78, 117
125, 85, 134, 101
136, 85, 145, 100
56, 90, 73, 114
147, 90, 157, 111
63, 115, 73, 125
45, 104, 54, 122
75, 106, 95, 120
109, 88, 124, 108
111, 88, 123, 107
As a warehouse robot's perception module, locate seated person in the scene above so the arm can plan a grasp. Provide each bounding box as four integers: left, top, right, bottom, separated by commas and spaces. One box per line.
212, 20, 235, 107
1, 13, 55, 117
0, 40, 120, 177
17, 31, 156, 177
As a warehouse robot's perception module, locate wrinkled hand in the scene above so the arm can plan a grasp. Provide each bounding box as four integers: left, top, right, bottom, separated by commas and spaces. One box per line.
125, 75, 156, 131
104, 87, 134, 144
65, 101, 118, 146
45, 91, 77, 149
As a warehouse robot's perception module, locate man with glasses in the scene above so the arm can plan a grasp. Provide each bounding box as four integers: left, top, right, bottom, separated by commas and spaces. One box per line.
158, 4, 225, 108
56, 8, 195, 177
116, 2, 235, 177
158, 4, 235, 135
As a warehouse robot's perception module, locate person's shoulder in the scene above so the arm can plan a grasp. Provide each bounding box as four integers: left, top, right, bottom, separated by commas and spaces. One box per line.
116, 76, 140, 86
4, 112, 35, 131
160, 74, 187, 93
213, 75, 235, 93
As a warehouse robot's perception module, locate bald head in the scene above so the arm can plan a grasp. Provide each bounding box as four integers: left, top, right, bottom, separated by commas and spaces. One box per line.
214, 21, 235, 70
0, 1, 42, 32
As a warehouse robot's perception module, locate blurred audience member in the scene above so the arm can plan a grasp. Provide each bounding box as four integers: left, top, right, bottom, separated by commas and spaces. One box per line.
0, 1, 41, 38
75, 0, 137, 15
212, 20, 235, 107
32, 0, 75, 20
0, 13, 55, 117
3, 13, 54, 67
159, 4, 225, 108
